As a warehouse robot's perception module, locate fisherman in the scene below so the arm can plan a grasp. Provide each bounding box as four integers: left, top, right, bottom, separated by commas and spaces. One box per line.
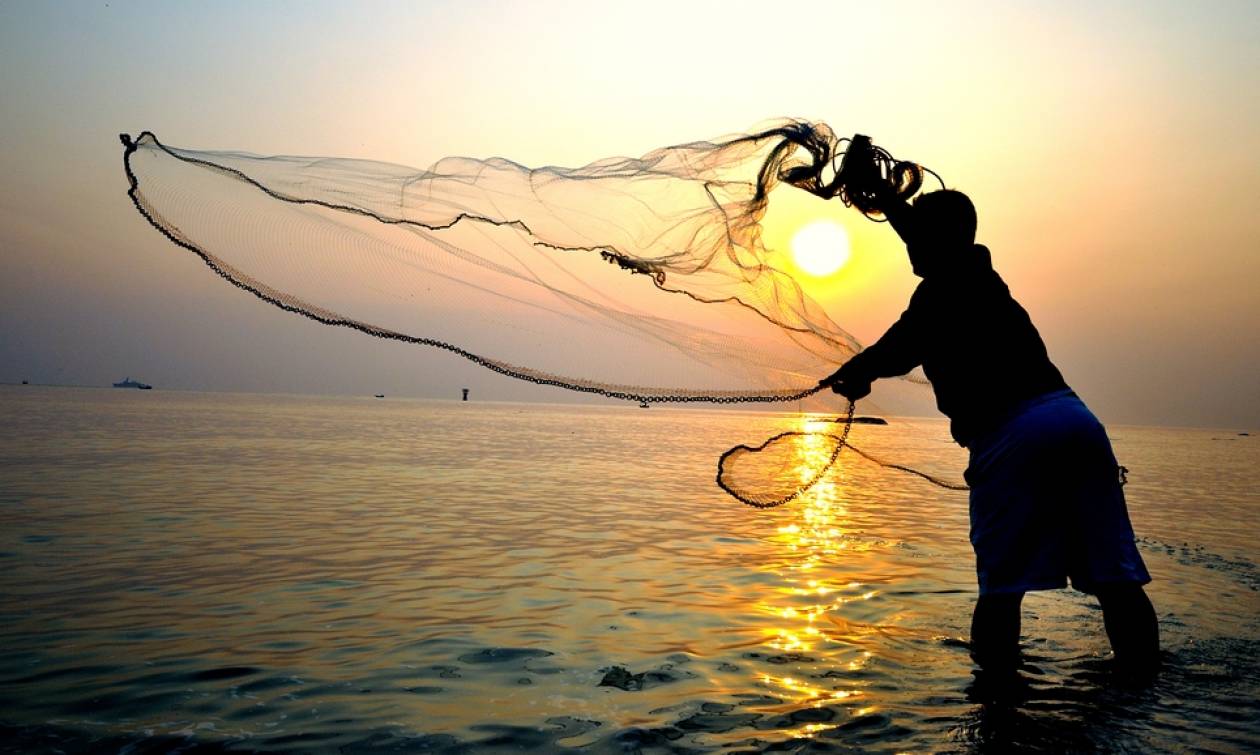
819, 189, 1159, 677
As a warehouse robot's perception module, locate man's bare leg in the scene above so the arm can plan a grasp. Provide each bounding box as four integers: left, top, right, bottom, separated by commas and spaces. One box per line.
970, 592, 1024, 673
1096, 583, 1160, 673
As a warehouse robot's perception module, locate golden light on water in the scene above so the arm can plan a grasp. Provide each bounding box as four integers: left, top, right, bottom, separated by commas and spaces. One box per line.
790, 221, 851, 277
753, 414, 880, 728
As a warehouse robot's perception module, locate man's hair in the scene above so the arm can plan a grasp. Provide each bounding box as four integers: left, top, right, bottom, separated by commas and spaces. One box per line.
911, 190, 976, 247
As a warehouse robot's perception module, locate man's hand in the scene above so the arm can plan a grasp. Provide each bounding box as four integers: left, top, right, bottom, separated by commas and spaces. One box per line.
818, 367, 872, 402
830, 377, 873, 402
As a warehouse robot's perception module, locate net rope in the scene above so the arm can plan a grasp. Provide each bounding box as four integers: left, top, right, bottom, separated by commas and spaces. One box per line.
119, 120, 964, 505
717, 401, 968, 509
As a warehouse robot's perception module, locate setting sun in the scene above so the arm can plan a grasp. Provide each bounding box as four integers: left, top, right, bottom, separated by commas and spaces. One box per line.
791, 220, 851, 276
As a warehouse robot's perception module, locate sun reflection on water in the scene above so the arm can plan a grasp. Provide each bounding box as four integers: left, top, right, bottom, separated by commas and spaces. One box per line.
754, 415, 878, 725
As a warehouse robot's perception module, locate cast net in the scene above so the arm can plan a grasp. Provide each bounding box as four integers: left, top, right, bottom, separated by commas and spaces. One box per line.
119, 120, 957, 507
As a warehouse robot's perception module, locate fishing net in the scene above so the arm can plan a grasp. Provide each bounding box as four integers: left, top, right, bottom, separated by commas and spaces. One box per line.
119, 120, 960, 507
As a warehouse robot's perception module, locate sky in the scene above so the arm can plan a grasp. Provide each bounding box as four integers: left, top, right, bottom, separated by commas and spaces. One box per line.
1, 0, 1257, 428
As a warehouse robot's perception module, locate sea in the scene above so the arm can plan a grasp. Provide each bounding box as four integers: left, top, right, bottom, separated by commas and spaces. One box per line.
1, 386, 1257, 753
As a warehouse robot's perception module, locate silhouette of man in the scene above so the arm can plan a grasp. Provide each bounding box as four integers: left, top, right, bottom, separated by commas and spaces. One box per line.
820, 190, 1159, 676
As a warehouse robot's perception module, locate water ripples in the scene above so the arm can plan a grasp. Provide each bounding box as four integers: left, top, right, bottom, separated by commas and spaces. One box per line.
0, 386, 1257, 752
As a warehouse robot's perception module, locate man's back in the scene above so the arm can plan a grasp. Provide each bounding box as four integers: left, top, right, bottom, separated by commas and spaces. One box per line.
840, 243, 1068, 446
911, 244, 1068, 445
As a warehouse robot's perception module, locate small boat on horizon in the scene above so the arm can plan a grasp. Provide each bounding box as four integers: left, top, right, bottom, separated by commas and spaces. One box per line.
820, 415, 887, 425
851, 416, 888, 425
113, 377, 152, 390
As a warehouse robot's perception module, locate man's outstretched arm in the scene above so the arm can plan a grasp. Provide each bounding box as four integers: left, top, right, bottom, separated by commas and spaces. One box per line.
819, 192, 922, 400
819, 304, 923, 400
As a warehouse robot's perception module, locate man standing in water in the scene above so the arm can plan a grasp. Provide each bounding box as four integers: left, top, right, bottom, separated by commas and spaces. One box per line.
819, 189, 1159, 677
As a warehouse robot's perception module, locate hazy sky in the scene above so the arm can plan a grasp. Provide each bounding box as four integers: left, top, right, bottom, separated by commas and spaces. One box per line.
1, 0, 1257, 428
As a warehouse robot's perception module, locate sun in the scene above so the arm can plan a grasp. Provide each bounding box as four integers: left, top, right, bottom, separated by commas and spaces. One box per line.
791, 220, 851, 276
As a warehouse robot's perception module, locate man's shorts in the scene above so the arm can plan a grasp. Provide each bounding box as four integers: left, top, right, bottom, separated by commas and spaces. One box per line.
964, 389, 1151, 596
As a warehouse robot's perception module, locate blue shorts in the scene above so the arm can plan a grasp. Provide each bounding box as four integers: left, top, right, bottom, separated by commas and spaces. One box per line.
964, 390, 1151, 596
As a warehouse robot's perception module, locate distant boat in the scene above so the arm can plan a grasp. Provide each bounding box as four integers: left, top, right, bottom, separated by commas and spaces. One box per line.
374, 394, 385, 398
113, 377, 152, 390
822, 415, 887, 425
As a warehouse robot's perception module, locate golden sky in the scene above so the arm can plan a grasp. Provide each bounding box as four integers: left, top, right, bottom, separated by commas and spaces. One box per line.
0, 1, 1256, 427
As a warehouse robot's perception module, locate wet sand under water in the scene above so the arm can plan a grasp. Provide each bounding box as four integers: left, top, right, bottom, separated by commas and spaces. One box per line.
0, 386, 1257, 752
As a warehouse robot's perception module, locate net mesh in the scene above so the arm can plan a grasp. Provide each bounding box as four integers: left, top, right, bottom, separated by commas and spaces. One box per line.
119, 120, 961, 505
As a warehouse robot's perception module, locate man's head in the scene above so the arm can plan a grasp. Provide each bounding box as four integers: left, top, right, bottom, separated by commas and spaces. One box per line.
891, 189, 977, 277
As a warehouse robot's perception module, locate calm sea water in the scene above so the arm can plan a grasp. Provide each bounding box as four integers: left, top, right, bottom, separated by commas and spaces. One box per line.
1, 386, 1257, 753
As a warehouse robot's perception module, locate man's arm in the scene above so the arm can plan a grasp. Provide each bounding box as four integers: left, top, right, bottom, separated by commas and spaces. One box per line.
882, 197, 917, 247
819, 191, 922, 400
819, 295, 924, 399
844, 311, 924, 380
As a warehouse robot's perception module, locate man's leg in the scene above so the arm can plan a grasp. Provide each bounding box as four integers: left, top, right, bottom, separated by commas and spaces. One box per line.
970, 592, 1024, 673
1095, 583, 1160, 672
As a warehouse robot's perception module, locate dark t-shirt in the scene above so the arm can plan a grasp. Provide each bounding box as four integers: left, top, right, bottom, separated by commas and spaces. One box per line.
841, 244, 1068, 446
